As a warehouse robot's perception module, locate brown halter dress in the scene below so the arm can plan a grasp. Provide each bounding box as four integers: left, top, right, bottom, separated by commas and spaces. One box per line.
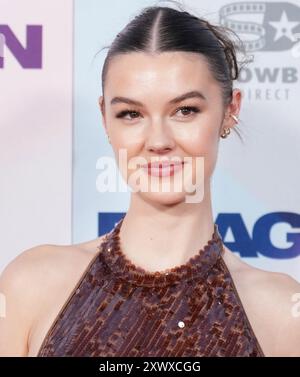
37, 217, 265, 357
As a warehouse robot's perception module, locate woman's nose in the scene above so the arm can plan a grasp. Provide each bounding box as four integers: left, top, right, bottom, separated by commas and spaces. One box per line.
144, 123, 175, 154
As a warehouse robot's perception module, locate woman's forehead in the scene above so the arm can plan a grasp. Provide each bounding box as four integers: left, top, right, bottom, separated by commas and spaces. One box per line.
105, 51, 216, 95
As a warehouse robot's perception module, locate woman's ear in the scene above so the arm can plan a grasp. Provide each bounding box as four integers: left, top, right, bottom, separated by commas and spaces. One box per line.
220, 88, 242, 132
98, 95, 105, 117
98, 95, 108, 133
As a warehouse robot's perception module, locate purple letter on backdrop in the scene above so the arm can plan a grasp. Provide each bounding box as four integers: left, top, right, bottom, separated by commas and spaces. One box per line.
0, 25, 42, 68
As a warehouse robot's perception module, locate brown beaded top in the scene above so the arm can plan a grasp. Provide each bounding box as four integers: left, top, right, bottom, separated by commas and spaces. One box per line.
37, 216, 265, 357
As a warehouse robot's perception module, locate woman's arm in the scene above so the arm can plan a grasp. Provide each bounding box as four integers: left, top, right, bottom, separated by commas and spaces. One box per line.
0, 245, 50, 356
273, 274, 300, 356
0, 241, 102, 356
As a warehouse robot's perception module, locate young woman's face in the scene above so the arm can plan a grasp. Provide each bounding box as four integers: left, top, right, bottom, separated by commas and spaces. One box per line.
99, 51, 240, 205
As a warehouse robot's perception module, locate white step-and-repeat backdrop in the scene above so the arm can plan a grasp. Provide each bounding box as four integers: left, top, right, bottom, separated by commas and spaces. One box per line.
1, 0, 300, 282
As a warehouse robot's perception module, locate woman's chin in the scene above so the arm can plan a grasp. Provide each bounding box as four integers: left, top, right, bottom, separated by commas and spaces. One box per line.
137, 190, 189, 206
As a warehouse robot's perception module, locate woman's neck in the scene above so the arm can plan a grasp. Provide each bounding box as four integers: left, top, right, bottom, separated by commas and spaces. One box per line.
119, 190, 215, 273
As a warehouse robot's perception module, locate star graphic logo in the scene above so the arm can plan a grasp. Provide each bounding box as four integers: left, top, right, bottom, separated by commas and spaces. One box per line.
269, 10, 300, 42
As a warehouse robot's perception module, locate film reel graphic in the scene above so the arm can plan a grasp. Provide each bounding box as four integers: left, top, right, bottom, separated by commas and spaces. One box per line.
220, 2, 267, 51
219, 1, 300, 52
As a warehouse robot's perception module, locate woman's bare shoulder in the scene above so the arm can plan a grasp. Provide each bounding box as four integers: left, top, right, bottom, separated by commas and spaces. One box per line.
223, 245, 300, 292
0, 235, 108, 292
223, 246, 300, 356
0, 235, 108, 356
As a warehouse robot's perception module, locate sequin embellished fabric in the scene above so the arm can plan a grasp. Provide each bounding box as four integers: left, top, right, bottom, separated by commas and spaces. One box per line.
37, 217, 264, 357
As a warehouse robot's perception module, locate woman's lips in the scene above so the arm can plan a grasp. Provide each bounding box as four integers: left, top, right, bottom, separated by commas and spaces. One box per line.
141, 161, 184, 177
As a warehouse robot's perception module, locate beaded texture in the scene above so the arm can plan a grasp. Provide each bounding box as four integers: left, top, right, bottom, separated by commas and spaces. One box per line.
37, 217, 265, 357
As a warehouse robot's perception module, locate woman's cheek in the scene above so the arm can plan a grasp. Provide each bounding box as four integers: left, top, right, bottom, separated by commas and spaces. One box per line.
180, 130, 219, 181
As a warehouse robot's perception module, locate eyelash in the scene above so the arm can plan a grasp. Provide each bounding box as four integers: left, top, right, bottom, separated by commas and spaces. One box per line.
115, 106, 200, 120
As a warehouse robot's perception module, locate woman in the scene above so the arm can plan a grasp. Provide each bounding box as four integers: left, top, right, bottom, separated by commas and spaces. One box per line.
1, 4, 300, 357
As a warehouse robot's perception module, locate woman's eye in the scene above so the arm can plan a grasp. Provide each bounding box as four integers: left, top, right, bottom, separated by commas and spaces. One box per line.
115, 109, 141, 120
115, 106, 200, 121
175, 106, 200, 117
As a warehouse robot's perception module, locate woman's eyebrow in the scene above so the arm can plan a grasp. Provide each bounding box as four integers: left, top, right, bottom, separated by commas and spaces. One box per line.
110, 90, 207, 106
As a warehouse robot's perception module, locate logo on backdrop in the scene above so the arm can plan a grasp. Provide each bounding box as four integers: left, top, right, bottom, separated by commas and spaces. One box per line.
219, 2, 300, 100
98, 212, 300, 259
0, 25, 42, 68
219, 2, 300, 51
